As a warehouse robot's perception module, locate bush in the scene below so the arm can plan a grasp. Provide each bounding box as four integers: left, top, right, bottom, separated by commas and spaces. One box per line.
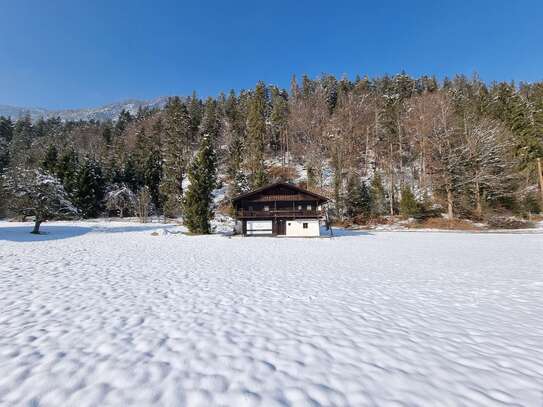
487, 216, 535, 229
399, 186, 419, 218
522, 193, 541, 215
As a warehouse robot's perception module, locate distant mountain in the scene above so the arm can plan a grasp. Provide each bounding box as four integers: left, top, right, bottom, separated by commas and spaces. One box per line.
0, 97, 171, 122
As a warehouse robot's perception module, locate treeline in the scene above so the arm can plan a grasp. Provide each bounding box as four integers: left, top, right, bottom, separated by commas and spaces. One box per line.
1, 73, 542, 228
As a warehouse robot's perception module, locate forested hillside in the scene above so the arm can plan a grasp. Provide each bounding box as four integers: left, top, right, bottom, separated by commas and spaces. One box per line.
1, 73, 542, 226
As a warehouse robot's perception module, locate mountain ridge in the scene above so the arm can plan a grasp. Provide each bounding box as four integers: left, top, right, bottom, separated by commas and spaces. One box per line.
0, 96, 171, 122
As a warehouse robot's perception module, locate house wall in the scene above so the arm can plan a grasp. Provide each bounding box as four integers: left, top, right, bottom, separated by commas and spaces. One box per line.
286, 219, 320, 237
246, 220, 273, 235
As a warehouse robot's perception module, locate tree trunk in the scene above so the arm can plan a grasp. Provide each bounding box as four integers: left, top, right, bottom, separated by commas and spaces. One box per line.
474, 179, 482, 218
538, 158, 543, 209
446, 187, 454, 220
389, 142, 394, 216
31, 220, 43, 234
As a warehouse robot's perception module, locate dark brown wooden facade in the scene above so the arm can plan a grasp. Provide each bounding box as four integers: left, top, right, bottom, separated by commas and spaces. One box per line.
232, 182, 328, 235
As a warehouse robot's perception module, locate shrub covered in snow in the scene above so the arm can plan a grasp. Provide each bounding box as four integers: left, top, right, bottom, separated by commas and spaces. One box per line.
2, 168, 78, 233
104, 184, 136, 218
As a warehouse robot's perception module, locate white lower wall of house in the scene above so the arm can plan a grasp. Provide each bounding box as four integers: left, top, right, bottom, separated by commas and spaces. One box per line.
286, 219, 320, 237
246, 220, 273, 235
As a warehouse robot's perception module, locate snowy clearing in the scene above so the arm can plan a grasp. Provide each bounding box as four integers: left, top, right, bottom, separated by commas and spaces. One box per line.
1, 221, 543, 406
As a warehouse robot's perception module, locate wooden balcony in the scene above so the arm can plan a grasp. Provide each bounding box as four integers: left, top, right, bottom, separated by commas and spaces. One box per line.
235, 209, 324, 219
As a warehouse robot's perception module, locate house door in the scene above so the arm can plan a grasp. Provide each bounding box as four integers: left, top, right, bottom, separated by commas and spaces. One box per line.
275, 219, 286, 235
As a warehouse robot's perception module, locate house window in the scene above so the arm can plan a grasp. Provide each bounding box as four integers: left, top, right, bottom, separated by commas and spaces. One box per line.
288, 222, 291, 226
298, 205, 302, 210
264, 205, 269, 211
307, 204, 312, 210
303, 223, 308, 229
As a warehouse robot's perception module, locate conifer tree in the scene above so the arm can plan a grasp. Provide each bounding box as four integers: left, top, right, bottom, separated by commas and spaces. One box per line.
183, 135, 217, 234
122, 155, 142, 193
246, 81, 268, 187
188, 91, 203, 142
225, 90, 246, 195
101, 124, 113, 145
56, 149, 79, 196
508, 93, 540, 168
9, 116, 34, 165
370, 174, 388, 217
270, 87, 289, 154
161, 97, 191, 217
74, 158, 105, 218
0, 117, 13, 171
41, 145, 59, 174
144, 149, 163, 211
132, 124, 163, 210
114, 109, 132, 138
345, 176, 372, 219
232, 170, 249, 196
200, 97, 221, 141
399, 186, 419, 218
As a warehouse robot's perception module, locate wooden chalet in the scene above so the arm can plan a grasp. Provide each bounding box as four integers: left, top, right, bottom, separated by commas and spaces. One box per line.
232, 182, 329, 236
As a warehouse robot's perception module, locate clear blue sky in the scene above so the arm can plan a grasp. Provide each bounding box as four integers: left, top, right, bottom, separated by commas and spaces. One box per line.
1, 0, 542, 109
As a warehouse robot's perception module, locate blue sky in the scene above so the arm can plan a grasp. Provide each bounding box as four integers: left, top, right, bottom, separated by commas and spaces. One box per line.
1, 0, 542, 109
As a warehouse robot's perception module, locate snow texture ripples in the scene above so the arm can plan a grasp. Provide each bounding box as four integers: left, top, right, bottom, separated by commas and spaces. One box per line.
1, 221, 543, 406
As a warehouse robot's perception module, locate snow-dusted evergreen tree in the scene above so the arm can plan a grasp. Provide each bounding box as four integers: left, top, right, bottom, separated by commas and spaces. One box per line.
225, 91, 246, 186
144, 147, 163, 211
232, 170, 249, 196
188, 91, 203, 142
399, 186, 419, 218
9, 116, 34, 166
370, 174, 388, 217
56, 149, 79, 196
183, 135, 217, 234
0, 116, 13, 173
41, 145, 59, 174
3, 168, 78, 233
270, 86, 289, 155
345, 176, 371, 219
122, 154, 143, 192
104, 184, 136, 218
73, 158, 105, 218
113, 109, 132, 138
200, 97, 221, 141
161, 97, 191, 217
246, 81, 268, 188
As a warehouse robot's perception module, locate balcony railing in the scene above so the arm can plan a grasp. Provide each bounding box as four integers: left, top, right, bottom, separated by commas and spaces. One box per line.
235, 209, 324, 218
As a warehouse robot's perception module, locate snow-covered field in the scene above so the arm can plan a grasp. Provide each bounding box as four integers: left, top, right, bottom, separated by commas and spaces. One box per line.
1, 221, 543, 407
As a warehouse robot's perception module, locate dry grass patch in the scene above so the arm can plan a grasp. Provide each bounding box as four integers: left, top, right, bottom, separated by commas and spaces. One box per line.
407, 217, 483, 231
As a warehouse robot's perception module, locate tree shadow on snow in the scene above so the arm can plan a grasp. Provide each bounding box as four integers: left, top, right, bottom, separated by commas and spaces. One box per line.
91, 225, 175, 234
0, 225, 93, 242
0, 224, 176, 242
326, 227, 374, 238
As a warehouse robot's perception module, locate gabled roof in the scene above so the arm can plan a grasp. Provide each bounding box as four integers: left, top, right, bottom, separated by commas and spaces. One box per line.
231, 182, 329, 203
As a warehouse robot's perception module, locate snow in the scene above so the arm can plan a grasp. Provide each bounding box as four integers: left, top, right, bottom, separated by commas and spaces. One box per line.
1, 221, 543, 406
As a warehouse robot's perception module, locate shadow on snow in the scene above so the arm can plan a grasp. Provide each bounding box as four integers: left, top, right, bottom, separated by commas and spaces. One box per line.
327, 227, 374, 237
0, 224, 174, 242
